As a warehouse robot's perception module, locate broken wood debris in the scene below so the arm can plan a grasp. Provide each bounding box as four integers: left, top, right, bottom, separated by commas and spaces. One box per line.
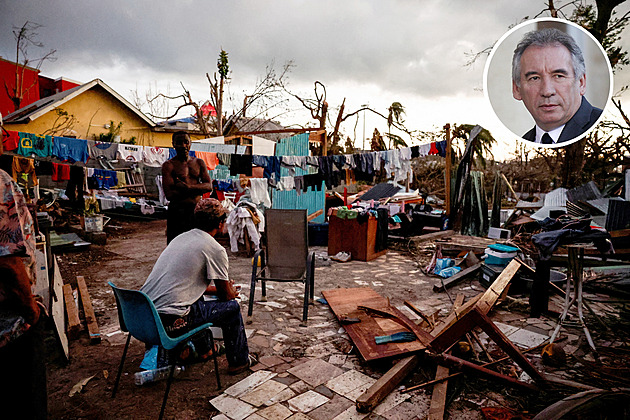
76, 275, 101, 344
62, 283, 81, 339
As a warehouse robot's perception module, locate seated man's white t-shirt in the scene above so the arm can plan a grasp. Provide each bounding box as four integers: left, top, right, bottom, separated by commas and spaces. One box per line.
141, 228, 229, 316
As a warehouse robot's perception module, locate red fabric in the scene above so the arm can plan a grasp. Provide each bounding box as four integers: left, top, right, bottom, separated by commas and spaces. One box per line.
2, 130, 19, 151
428, 142, 439, 155
51, 162, 71, 181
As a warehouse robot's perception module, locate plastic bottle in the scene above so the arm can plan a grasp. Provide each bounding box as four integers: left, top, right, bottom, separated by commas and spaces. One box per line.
134, 365, 184, 385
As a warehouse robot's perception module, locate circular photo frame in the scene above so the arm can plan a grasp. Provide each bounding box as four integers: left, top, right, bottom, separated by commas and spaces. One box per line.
484, 18, 612, 148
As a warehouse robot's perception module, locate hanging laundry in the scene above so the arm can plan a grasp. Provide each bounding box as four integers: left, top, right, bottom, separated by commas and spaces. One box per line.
117, 144, 143, 162
87, 140, 119, 160
428, 142, 439, 155
53, 136, 90, 163
0, 155, 12, 173
66, 166, 85, 204
12, 156, 38, 187
229, 154, 252, 176
217, 152, 231, 167
17, 132, 52, 158
417, 143, 431, 157
304, 173, 324, 192
2, 130, 19, 151
33, 159, 53, 176
411, 145, 420, 158
276, 176, 295, 191
115, 171, 128, 188
435, 140, 447, 157
194, 151, 219, 170
249, 178, 272, 208
294, 175, 304, 195
88, 169, 118, 189
143, 146, 169, 167
51, 162, 71, 182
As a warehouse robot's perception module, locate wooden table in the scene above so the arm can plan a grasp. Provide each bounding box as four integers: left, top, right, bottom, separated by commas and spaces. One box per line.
322, 287, 428, 361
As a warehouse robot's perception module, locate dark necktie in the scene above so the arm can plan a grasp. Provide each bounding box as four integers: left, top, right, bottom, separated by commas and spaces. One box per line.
541, 133, 553, 144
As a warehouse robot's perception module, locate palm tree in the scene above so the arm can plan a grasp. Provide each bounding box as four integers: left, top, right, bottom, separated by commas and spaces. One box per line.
451, 124, 497, 168
387, 102, 405, 149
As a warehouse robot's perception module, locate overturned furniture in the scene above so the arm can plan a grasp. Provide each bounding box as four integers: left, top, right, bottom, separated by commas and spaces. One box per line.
248, 209, 315, 323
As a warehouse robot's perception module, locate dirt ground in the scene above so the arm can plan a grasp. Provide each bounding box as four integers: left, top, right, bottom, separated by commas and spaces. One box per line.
44, 217, 630, 420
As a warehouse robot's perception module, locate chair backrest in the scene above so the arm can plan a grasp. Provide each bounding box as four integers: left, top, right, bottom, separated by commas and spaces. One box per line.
264, 209, 308, 280
108, 282, 167, 347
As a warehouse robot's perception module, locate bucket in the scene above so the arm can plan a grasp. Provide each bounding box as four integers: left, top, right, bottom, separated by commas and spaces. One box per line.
84, 214, 110, 232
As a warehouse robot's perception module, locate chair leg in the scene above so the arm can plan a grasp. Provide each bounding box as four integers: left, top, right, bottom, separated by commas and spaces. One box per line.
209, 332, 222, 389
261, 278, 267, 301
248, 275, 256, 319
302, 278, 310, 323
111, 333, 131, 398
309, 256, 315, 302
158, 362, 177, 420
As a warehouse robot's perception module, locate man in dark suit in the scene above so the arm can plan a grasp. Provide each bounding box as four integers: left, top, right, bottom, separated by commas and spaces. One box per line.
512, 28, 602, 145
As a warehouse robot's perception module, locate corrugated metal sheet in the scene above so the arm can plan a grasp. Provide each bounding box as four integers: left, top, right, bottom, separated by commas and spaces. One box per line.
606, 200, 630, 231
567, 181, 601, 203
272, 133, 325, 223
543, 188, 567, 207
357, 183, 401, 202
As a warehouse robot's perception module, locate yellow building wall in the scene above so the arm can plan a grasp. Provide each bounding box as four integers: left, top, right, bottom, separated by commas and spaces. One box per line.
5, 85, 185, 148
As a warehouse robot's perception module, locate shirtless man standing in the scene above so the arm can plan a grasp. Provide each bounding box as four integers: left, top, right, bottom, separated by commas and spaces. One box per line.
162, 131, 214, 243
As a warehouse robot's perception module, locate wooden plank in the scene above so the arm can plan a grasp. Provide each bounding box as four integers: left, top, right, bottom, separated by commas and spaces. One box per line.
76, 275, 101, 344
433, 262, 483, 292
473, 309, 544, 383
428, 365, 450, 420
430, 293, 482, 337
322, 288, 426, 361
404, 300, 434, 328
430, 308, 544, 385
62, 283, 81, 339
306, 209, 324, 222
51, 259, 69, 360
427, 353, 538, 392
475, 259, 520, 315
357, 304, 434, 346
356, 355, 420, 413
409, 230, 454, 245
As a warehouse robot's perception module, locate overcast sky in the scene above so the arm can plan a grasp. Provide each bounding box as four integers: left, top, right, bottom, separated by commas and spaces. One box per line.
1, 1, 629, 159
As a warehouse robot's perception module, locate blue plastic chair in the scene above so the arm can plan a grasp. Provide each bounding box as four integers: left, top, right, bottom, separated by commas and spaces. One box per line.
109, 282, 221, 420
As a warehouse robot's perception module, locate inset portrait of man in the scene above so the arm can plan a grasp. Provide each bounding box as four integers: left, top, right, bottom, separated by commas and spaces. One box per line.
484, 19, 612, 148
512, 28, 601, 145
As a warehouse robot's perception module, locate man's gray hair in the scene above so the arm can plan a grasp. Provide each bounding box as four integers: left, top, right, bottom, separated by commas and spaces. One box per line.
512, 27, 585, 87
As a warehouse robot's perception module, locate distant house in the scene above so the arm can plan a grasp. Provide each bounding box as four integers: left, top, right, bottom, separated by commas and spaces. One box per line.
3, 78, 181, 147
0, 56, 81, 118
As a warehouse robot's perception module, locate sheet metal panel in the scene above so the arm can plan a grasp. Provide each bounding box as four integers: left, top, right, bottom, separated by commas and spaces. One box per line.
272, 133, 325, 223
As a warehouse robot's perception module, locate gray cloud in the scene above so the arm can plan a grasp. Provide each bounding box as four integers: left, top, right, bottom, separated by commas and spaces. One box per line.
1, 0, 629, 138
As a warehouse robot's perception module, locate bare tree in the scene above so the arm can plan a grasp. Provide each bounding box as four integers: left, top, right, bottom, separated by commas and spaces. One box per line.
286, 81, 413, 154
146, 54, 293, 137
5, 21, 57, 112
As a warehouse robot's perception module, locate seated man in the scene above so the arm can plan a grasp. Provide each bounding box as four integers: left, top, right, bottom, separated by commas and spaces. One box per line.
141, 198, 254, 374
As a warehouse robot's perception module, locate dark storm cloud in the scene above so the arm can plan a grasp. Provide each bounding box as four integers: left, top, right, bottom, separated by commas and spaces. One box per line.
0, 0, 538, 98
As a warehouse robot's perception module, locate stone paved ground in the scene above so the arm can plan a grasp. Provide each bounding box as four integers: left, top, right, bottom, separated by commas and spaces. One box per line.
51, 219, 627, 419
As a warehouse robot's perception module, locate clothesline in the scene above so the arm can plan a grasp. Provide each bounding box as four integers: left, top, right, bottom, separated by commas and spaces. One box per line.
2, 129, 448, 192
2, 129, 447, 167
